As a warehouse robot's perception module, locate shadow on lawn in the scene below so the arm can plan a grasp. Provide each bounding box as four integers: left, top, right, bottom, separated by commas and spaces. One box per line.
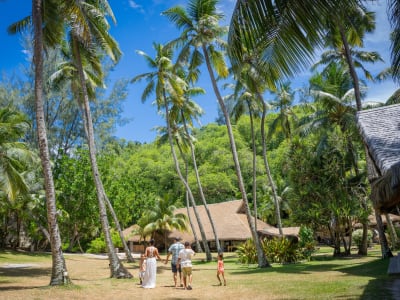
231, 255, 398, 299
0, 266, 51, 278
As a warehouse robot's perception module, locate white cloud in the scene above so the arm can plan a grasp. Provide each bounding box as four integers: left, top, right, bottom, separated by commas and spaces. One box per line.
129, 0, 145, 13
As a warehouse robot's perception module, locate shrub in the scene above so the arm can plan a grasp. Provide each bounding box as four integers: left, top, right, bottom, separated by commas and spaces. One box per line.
352, 229, 372, 250
298, 225, 317, 260
262, 237, 301, 264
87, 230, 122, 253
236, 239, 257, 264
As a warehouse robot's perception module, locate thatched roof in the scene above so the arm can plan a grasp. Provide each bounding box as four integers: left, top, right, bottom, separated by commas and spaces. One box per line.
356, 104, 400, 212
258, 226, 300, 238
354, 213, 400, 228
168, 200, 275, 243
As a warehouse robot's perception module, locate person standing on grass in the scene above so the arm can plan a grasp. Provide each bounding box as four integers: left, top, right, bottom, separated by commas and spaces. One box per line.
141, 239, 161, 289
217, 253, 226, 286
177, 241, 195, 290
164, 237, 184, 287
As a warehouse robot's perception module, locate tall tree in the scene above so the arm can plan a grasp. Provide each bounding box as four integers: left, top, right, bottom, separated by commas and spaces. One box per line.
61, 0, 133, 276
164, 0, 269, 267
132, 43, 213, 261
31, 0, 70, 285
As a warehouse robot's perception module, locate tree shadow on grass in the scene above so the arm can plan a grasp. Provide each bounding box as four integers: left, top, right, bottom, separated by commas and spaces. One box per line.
231, 255, 397, 299
0, 266, 51, 278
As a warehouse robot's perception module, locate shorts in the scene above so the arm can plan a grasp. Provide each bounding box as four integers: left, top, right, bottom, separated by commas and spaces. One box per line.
171, 263, 181, 273
182, 266, 192, 276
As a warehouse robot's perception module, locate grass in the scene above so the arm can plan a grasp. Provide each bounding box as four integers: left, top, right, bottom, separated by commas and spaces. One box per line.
0, 245, 397, 300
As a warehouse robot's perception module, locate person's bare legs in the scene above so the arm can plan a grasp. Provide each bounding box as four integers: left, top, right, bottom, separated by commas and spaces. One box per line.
173, 272, 177, 287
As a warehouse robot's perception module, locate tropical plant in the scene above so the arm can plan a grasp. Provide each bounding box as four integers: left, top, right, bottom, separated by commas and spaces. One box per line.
142, 195, 189, 250
164, 0, 269, 267
132, 42, 213, 260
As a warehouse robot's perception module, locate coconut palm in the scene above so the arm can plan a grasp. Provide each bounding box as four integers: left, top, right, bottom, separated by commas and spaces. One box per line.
224, 80, 261, 231
387, 0, 400, 82
132, 42, 213, 261
30, 0, 70, 285
60, 1, 132, 277
142, 195, 189, 250
164, 0, 269, 267
172, 81, 223, 253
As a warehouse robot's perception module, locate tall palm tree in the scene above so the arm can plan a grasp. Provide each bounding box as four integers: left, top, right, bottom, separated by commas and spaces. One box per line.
62, 1, 132, 277
31, 0, 69, 285
164, 0, 269, 267
388, 0, 400, 82
172, 81, 223, 253
224, 80, 261, 231
132, 43, 213, 261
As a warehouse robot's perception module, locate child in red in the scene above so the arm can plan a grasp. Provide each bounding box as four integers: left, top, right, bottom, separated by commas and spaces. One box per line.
217, 253, 226, 286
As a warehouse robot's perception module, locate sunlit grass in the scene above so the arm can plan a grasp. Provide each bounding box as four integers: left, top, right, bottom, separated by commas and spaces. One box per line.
0, 245, 396, 299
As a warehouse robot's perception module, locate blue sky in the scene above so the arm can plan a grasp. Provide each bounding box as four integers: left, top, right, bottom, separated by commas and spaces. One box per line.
0, 0, 397, 143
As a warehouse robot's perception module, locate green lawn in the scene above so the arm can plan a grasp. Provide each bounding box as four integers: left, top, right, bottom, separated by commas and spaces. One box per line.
0, 245, 397, 299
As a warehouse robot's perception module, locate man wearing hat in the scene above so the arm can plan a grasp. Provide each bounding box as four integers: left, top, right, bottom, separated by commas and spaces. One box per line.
164, 237, 184, 287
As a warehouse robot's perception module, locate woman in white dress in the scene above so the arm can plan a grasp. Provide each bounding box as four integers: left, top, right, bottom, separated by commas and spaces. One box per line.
141, 239, 161, 288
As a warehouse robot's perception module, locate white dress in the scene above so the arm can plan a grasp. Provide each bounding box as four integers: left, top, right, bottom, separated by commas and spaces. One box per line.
142, 247, 157, 288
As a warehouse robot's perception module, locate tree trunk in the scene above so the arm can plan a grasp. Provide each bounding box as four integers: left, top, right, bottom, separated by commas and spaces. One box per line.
181, 113, 221, 252
180, 142, 202, 253
74, 43, 131, 278
375, 210, 393, 259
163, 92, 212, 261
202, 45, 269, 267
247, 102, 258, 232
32, 0, 70, 286
260, 95, 283, 235
386, 213, 399, 249
339, 24, 371, 256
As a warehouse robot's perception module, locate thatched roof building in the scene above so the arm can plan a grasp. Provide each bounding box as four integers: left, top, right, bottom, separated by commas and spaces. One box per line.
123, 200, 298, 252
356, 104, 400, 213
168, 200, 290, 251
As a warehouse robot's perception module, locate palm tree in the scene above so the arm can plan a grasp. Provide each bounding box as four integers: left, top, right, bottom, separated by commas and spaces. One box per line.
172, 81, 223, 253
164, 0, 269, 267
31, 0, 69, 285
224, 80, 261, 231
62, 1, 132, 277
142, 195, 189, 251
132, 43, 213, 261
0, 107, 34, 201
388, 0, 400, 81
268, 83, 298, 142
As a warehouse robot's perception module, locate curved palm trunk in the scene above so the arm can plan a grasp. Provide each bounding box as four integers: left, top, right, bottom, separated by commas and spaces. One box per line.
338, 24, 372, 256
260, 95, 283, 235
163, 92, 212, 261
32, 0, 70, 286
375, 210, 393, 259
202, 45, 269, 267
74, 44, 132, 278
179, 145, 203, 253
103, 194, 135, 262
386, 213, 399, 248
247, 101, 258, 232
181, 113, 221, 252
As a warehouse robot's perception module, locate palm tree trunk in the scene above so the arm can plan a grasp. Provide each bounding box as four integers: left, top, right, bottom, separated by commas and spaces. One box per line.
103, 194, 135, 262
181, 113, 221, 252
32, 0, 70, 286
247, 101, 258, 232
386, 213, 399, 248
338, 23, 373, 256
259, 95, 283, 235
202, 45, 269, 267
375, 210, 393, 259
179, 141, 202, 253
163, 91, 212, 261
74, 43, 131, 278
